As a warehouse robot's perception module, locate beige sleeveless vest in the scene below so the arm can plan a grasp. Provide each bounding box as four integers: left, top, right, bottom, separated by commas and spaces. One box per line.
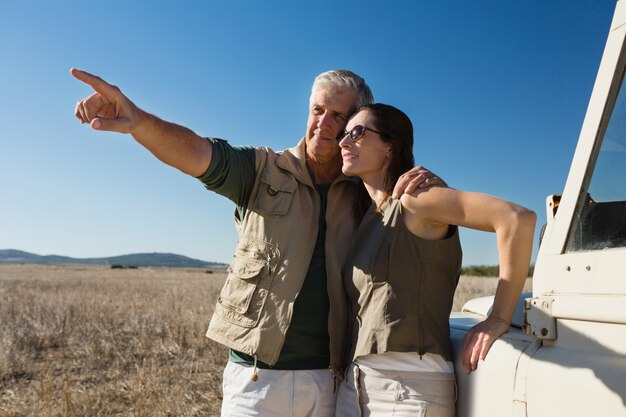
344, 198, 462, 363
207, 139, 361, 376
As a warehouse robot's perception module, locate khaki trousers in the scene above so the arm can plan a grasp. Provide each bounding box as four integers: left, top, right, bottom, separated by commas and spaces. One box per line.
221, 361, 337, 417
335, 363, 456, 417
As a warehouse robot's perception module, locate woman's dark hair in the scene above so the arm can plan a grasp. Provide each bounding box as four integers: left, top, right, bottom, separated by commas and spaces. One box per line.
352, 103, 415, 218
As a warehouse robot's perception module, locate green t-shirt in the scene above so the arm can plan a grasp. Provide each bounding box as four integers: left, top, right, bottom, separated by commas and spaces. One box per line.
198, 138, 331, 370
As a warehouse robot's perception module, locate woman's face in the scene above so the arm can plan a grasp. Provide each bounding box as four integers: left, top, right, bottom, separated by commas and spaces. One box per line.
339, 110, 391, 179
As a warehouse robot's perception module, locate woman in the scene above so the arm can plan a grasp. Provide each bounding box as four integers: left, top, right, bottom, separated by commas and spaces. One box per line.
335, 104, 536, 417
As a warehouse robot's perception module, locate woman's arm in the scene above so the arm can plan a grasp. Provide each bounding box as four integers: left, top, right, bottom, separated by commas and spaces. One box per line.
401, 187, 537, 373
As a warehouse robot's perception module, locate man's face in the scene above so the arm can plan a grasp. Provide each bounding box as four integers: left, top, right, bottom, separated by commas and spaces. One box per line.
305, 88, 358, 166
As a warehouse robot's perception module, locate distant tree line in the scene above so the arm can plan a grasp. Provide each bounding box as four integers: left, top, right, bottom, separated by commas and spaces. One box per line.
110, 264, 139, 269
460, 265, 534, 277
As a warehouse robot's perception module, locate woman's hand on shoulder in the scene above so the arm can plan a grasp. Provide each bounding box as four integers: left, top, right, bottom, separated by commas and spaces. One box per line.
391, 166, 447, 199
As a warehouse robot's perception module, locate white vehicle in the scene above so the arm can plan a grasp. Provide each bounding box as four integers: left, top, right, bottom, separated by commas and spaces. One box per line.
450, 2, 626, 416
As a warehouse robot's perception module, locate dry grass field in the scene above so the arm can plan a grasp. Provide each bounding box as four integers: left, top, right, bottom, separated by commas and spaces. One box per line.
0, 264, 227, 417
0, 264, 531, 416
451, 275, 532, 312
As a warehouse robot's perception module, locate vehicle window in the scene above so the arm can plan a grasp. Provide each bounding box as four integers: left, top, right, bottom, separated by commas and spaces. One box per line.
566, 71, 626, 252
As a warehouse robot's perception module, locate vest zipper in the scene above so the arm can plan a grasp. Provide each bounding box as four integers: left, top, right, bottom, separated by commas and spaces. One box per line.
417, 266, 424, 359
329, 367, 338, 393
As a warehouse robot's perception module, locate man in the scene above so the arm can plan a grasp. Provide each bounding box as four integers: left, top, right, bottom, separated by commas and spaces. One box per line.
72, 68, 441, 416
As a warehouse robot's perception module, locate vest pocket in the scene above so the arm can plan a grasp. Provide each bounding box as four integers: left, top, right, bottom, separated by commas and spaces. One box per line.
216, 239, 278, 328
252, 170, 297, 216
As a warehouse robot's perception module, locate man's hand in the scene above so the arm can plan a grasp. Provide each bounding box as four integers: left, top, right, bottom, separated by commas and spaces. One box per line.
392, 166, 447, 199
72, 68, 142, 134
71, 68, 212, 176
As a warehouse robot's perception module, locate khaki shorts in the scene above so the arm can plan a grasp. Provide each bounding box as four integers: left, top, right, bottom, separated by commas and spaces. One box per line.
336, 363, 456, 417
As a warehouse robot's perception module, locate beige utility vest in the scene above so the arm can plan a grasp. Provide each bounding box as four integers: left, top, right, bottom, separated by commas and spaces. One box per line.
206, 139, 361, 375
344, 198, 462, 363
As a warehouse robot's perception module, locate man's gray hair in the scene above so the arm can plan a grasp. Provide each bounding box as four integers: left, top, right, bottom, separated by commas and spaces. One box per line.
311, 70, 374, 109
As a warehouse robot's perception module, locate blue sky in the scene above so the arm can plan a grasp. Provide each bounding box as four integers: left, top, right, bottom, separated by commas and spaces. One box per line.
0, 1, 617, 266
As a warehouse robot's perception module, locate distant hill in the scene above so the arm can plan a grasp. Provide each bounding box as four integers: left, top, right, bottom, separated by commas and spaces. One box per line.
0, 249, 227, 269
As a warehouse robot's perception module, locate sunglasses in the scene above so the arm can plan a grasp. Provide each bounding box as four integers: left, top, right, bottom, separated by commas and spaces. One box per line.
342, 124, 383, 142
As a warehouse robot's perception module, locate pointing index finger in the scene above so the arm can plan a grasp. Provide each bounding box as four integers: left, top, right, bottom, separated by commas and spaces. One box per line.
70, 68, 116, 96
